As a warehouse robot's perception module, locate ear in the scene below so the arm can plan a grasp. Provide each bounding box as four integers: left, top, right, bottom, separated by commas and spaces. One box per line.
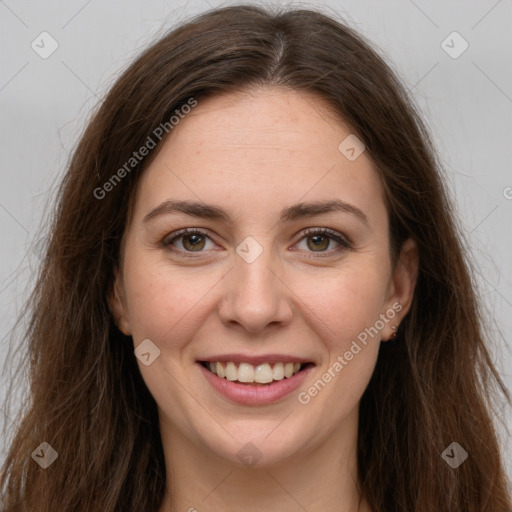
382, 237, 418, 341
108, 266, 132, 336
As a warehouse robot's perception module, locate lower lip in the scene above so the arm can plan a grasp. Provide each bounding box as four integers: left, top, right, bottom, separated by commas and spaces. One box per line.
197, 362, 314, 405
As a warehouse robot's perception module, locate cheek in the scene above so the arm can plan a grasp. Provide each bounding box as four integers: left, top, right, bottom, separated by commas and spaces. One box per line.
295, 263, 386, 396
122, 253, 217, 346
296, 262, 388, 346
295, 278, 384, 420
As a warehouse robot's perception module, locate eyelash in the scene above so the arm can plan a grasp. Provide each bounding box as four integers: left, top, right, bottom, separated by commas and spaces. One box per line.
162, 227, 353, 259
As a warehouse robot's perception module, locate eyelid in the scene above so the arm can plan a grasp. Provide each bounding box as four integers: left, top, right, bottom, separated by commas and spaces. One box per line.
162, 227, 352, 256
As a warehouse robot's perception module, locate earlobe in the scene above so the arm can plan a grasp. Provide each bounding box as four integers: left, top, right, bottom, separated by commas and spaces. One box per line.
108, 268, 132, 336
383, 237, 418, 341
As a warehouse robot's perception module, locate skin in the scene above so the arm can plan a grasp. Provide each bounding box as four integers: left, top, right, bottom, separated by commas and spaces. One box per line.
109, 86, 418, 512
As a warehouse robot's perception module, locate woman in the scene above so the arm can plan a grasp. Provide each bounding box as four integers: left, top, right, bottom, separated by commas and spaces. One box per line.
1, 4, 510, 511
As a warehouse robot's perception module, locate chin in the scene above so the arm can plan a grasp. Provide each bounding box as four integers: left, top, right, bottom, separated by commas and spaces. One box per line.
197, 423, 309, 469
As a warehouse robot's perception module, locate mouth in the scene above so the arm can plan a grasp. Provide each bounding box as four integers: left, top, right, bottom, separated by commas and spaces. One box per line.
199, 360, 315, 386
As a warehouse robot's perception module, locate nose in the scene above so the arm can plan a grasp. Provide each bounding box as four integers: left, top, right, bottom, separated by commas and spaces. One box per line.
217, 243, 293, 334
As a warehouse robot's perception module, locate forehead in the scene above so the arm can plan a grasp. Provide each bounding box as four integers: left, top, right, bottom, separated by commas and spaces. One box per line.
132, 87, 387, 228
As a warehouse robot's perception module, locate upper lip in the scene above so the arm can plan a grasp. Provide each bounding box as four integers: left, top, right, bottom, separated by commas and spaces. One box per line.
198, 353, 314, 366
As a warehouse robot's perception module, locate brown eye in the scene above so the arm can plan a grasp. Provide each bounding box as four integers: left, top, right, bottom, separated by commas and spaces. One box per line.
181, 233, 206, 251
295, 228, 352, 257
164, 229, 214, 254
306, 234, 330, 251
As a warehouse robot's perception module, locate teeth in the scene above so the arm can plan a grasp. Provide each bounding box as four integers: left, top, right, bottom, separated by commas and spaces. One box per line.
216, 362, 225, 379
225, 361, 238, 381
204, 360, 304, 383
254, 363, 273, 383
238, 363, 254, 383
273, 362, 284, 380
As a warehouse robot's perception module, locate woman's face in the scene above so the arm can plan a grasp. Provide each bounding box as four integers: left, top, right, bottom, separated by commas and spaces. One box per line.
111, 87, 417, 467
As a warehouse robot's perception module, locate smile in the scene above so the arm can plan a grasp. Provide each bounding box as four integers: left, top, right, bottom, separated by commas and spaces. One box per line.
200, 361, 311, 385
197, 360, 315, 405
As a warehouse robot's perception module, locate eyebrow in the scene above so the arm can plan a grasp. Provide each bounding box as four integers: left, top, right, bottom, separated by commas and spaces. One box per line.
142, 199, 369, 227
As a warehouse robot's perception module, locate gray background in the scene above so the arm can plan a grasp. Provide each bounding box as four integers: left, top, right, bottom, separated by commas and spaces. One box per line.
1, 0, 511, 481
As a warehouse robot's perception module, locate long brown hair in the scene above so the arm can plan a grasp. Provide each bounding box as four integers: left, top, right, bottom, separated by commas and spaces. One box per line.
1, 4, 510, 511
